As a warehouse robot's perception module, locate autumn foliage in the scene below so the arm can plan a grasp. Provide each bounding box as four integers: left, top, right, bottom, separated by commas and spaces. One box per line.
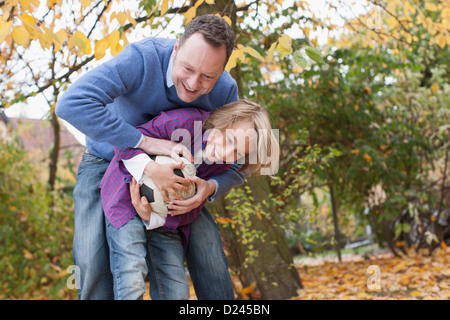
1, 0, 449, 300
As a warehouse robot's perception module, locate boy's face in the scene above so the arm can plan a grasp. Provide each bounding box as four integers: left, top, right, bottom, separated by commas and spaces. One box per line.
172, 33, 227, 103
205, 120, 257, 163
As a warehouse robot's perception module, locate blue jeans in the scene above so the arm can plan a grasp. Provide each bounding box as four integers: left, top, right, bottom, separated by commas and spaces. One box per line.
73, 153, 113, 300
105, 209, 235, 300
106, 214, 189, 300
73, 152, 234, 300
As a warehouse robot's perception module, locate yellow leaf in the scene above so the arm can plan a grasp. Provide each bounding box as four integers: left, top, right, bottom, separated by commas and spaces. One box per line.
184, 6, 196, 24
53, 28, 67, 52
225, 48, 244, 72
116, 12, 127, 25
19, 0, 33, 11
6, 0, 19, 7
256, 210, 262, 220
267, 41, 277, 62
42, 25, 60, 43
0, 20, 14, 43
23, 249, 33, 260
81, 0, 91, 10
110, 41, 123, 56
194, 0, 204, 8
160, 0, 169, 16
216, 216, 235, 224
94, 37, 109, 60
12, 25, 30, 46
107, 30, 120, 47
395, 241, 405, 247
205, 0, 214, 4
410, 291, 422, 297
38, 31, 53, 50
435, 33, 446, 48
278, 34, 292, 50
74, 30, 92, 54
363, 153, 372, 163
108, 30, 123, 56
277, 34, 292, 59
431, 83, 438, 93
19, 13, 40, 39
242, 281, 257, 295
222, 15, 232, 26
237, 44, 263, 60
66, 35, 74, 51
126, 12, 137, 26
425, 2, 438, 12
354, 104, 359, 111
351, 149, 360, 155
302, 27, 310, 38
110, 11, 117, 22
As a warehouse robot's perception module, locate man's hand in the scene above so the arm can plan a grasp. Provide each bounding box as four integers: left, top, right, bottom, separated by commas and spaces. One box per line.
130, 178, 152, 221
167, 176, 216, 215
138, 135, 194, 202
144, 161, 191, 203
138, 135, 193, 163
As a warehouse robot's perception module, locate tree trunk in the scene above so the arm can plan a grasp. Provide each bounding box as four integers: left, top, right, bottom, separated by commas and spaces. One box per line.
208, 176, 303, 299
329, 184, 342, 262
48, 108, 60, 193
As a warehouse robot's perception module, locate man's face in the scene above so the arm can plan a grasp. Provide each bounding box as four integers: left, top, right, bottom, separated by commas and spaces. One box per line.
172, 33, 227, 103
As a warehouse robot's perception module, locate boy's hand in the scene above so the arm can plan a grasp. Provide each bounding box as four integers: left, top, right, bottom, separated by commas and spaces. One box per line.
167, 176, 216, 215
130, 178, 152, 221
144, 161, 191, 203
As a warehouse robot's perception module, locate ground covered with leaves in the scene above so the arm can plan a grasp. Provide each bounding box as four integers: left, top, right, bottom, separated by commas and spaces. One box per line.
173, 246, 449, 300
292, 246, 450, 300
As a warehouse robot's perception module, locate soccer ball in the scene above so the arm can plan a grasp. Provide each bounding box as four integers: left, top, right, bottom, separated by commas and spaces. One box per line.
139, 155, 197, 216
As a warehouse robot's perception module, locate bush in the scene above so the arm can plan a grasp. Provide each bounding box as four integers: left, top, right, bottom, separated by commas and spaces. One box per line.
0, 137, 76, 299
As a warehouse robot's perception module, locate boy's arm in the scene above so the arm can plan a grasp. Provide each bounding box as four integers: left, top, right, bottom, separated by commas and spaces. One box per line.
129, 178, 166, 230
207, 163, 246, 202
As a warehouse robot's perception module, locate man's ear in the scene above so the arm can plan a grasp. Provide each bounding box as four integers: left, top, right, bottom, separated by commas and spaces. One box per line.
173, 39, 180, 53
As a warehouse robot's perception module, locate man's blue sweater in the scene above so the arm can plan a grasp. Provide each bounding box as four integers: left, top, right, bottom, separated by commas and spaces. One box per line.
56, 37, 239, 161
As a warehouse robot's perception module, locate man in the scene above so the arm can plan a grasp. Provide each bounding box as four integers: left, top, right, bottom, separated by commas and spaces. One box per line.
56, 15, 244, 300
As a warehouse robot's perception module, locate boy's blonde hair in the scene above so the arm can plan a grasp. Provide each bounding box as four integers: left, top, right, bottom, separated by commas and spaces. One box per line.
204, 99, 279, 175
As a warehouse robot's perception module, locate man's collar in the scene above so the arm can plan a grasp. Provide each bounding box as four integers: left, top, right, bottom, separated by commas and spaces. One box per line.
166, 53, 174, 88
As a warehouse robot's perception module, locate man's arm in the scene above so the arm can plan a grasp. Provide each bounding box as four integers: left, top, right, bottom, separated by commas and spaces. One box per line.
55, 44, 146, 151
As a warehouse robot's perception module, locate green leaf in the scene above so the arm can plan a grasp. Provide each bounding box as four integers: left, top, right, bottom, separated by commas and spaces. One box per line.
402, 223, 411, 233
394, 223, 402, 239
305, 46, 325, 64
293, 52, 307, 68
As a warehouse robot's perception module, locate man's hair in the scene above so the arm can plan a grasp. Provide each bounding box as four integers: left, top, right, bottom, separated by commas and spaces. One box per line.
179, 15, 236, 66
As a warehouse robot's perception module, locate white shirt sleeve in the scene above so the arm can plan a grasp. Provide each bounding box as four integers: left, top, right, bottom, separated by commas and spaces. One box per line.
142, 212, 167, 230
122, 153, 152, 183
122, 153, 166, 229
